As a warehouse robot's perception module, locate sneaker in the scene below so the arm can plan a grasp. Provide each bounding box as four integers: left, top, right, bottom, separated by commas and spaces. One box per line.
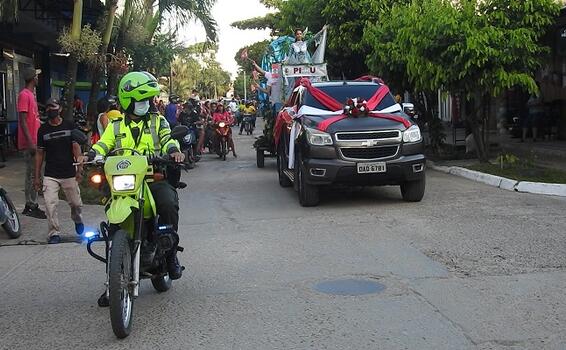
23, 205, 47, 219
75, 223, 84, 235
48, 235, 61, 244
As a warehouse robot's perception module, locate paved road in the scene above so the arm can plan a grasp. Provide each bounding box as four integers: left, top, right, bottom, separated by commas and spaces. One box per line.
1, 120, 566, 349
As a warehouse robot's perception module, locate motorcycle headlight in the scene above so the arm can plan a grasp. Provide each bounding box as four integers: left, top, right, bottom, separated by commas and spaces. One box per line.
112, 175, 135, 191
403, 125, 422, 143
305, 127, 333, 146
218, 122, 226, 128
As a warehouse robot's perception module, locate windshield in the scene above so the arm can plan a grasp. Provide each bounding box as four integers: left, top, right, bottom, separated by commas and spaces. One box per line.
302, 84, 398, 111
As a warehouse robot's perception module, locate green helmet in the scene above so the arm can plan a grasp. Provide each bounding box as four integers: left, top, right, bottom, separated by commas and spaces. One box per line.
118, 71, 160, 111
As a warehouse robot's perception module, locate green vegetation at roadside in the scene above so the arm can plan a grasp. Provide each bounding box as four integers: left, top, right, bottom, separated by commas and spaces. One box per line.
467, 162, 566, 184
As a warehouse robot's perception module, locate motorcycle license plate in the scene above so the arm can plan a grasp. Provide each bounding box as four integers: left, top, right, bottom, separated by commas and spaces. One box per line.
357, 162, 386, 174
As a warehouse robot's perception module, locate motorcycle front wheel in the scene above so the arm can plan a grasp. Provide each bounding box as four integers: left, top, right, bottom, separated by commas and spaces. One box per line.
109, 230, 134, 339
221, 140, 227, 161
0, 192, 21, 238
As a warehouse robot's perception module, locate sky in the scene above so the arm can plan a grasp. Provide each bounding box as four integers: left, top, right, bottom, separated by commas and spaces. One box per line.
173, 0, 273, 78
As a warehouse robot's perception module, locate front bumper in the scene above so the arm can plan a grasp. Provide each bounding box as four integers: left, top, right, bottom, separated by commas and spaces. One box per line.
303, 154, 426, 186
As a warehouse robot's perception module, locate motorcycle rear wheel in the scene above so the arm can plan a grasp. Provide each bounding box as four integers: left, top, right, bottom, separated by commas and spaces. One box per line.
0, 192, 21, 238
109, 230, 134, 339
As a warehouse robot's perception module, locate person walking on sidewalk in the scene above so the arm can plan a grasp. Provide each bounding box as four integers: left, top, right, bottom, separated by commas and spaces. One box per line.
34, 98, 84, 244
17, 67, 46, 219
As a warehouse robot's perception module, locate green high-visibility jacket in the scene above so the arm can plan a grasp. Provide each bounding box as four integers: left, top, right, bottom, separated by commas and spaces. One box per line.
92, 113, 179, 156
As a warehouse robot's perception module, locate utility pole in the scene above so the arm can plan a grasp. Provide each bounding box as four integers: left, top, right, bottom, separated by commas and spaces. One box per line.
169, 64, 173, 96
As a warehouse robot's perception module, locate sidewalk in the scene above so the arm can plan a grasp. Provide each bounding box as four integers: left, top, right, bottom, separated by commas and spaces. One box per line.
0, 155, 105, 246
498, 135, 566, 171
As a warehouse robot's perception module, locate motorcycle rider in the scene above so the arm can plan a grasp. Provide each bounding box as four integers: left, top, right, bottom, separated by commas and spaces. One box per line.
89, 71, 185, 285
212, 104, 237, 158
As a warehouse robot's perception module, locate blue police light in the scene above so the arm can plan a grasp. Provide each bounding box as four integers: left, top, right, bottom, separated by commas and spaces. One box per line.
84, 230, 98, 240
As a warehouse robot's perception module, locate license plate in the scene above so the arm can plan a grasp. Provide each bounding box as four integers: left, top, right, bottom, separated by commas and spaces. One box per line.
357, 162, 387, 174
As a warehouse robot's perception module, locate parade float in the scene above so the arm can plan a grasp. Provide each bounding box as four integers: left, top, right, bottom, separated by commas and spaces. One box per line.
254, 26, 329, 168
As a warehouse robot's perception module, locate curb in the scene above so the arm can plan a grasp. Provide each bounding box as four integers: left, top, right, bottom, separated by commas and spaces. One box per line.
428, 163, 566, 197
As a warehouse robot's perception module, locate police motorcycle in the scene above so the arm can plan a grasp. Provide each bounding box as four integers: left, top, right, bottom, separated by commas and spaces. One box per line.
81, 125, 189, 339
178, 100, 202, 169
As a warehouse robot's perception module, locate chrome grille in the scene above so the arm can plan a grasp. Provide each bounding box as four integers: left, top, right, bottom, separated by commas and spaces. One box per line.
340, 145, 399, 160
335, 130, 401, 141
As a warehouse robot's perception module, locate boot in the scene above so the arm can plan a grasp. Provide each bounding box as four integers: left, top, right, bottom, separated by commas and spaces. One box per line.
166, 253, 183, 280
98, 291, 109, 307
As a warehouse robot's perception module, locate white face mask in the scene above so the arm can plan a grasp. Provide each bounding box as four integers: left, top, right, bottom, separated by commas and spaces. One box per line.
133, 100, 150, 116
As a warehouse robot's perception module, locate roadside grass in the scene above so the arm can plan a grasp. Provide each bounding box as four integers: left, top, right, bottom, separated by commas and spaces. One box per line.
467, 162, 566, 184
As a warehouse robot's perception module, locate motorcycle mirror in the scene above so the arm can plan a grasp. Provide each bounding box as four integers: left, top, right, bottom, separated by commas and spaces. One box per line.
171, 125, 189, 141
71, 129, 88, 145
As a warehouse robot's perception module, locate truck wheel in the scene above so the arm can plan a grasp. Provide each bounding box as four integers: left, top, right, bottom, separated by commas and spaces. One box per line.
256, 148, 265, 168
297, 161, 319, 207
400, 177, 426, 202
277, 144, 292, 188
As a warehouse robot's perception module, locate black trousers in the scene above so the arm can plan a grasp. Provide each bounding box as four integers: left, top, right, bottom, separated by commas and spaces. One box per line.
149, 181, 179, 232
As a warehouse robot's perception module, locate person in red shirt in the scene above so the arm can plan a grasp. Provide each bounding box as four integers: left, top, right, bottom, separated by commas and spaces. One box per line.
17, 67, 46, 219
73, 95, 84, 114
212, 104, 236, 158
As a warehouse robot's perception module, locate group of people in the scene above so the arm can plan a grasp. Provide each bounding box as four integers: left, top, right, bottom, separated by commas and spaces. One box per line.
15, 70, 184, 281
157, 93, 261, 159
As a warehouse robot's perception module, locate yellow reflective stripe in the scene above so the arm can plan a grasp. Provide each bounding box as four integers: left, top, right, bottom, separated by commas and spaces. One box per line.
96, 142, 109, 154
92, 143, 107, 155
150, 114, 160, 155
113, 120, 122, 150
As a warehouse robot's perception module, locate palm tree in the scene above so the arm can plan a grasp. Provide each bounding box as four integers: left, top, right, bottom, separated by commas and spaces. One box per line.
106, 0, 218, 95
87, 0, 119, 121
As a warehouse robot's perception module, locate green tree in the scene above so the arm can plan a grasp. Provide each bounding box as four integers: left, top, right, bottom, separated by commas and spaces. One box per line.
106, 0, 218, 95
234, 40, 270, 71
365, 0, 560, 161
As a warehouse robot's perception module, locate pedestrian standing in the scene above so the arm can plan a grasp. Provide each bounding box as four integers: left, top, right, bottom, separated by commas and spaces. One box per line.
17, 67, 46, 219
523, 82, 544, 142
35, 98, 84, 244
165, 95, 179, 127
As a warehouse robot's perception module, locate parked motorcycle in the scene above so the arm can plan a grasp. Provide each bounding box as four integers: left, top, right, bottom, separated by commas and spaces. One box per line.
215, 122, 230, 161
82, 126, 189, 339
0, 186, 21, 238
242, 113, 254, 135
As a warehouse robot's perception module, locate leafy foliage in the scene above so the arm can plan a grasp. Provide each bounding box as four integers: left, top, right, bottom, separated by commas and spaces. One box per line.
168, 43, 231, 99
58, 24, 103, 67
234, 40, 270, 71
128, 32, 183, 77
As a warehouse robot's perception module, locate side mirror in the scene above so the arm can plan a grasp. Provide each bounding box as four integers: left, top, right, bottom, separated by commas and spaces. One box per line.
71, 129, 88, 145
171, 125, 189, 141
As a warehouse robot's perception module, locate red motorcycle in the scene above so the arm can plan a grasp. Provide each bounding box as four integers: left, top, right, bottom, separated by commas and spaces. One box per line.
215, 122, 231, 161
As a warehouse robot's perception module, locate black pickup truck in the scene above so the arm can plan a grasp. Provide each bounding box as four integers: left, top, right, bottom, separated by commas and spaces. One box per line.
273, 80, 426, 206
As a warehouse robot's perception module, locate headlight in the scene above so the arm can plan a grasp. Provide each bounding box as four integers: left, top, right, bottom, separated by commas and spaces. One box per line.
112, 175, 135, 191
306, 127, 333, 146
403, 125, 422, 143
218, 122, 226, 128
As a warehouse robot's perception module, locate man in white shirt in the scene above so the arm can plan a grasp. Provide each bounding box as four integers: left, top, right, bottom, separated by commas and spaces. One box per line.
251, 61, 284, 116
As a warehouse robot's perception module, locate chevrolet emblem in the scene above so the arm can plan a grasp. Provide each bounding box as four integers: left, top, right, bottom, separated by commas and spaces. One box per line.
361, 140, 379, 147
